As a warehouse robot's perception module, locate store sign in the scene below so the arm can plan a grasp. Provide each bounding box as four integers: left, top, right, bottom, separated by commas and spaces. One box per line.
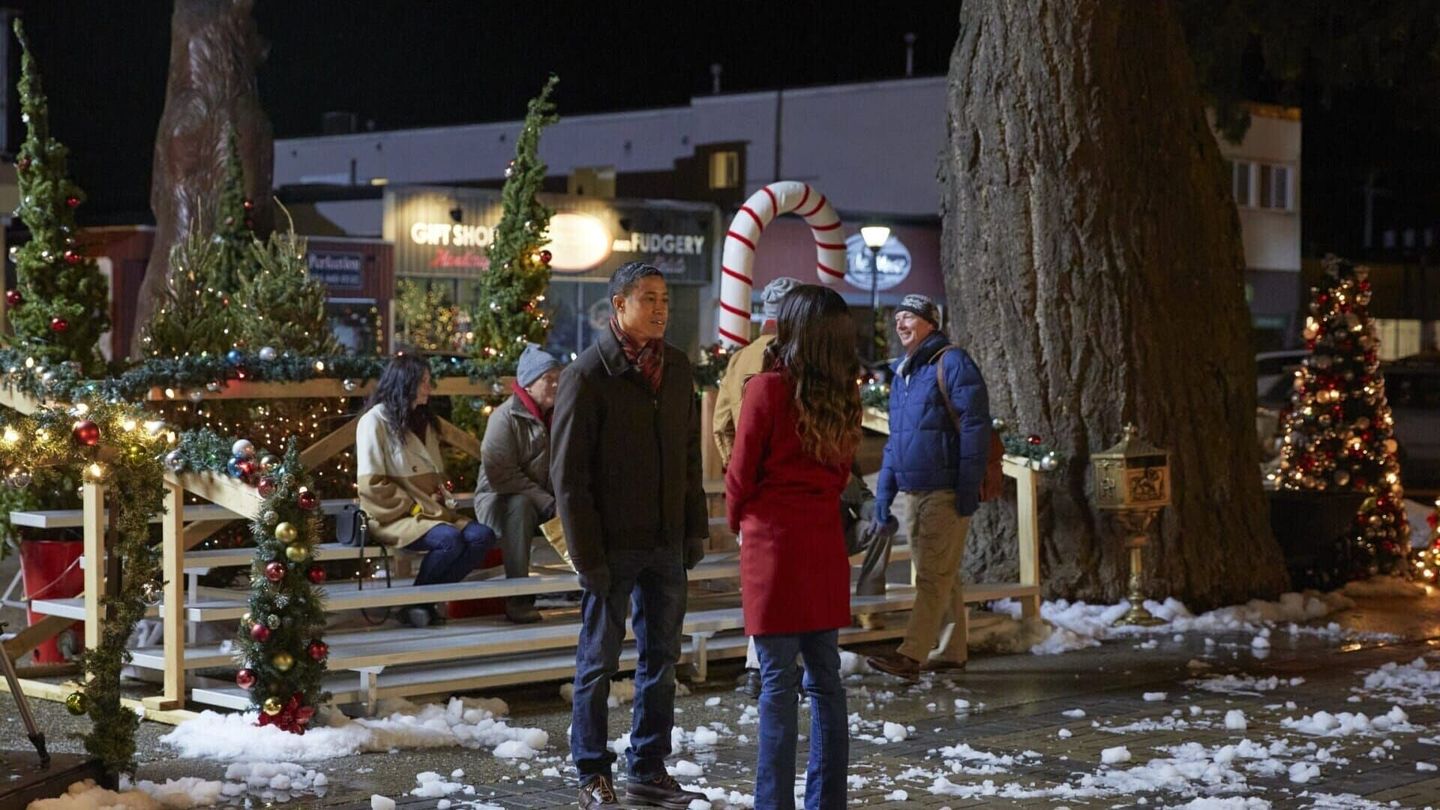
844, 233, 911, 291
384, 187, 715, 284
307, 250, 364, 290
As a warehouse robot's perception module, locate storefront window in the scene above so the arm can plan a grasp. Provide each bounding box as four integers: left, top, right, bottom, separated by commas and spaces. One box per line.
543, 280, 701, 360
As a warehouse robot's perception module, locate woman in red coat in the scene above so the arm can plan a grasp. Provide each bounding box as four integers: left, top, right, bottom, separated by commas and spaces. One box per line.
726, 284, 861, 810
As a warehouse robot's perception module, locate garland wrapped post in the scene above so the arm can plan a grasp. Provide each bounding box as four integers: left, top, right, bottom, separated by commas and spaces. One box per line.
471, 75, 559, 373
8, 20, 111, 375
0, 401, 168, 776
233, 440, 328, 733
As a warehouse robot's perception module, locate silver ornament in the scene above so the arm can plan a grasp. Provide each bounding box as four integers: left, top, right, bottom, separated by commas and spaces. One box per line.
141, 580, 163, 606
259, 454, 279, 473
6, 469, 32, 489
232, 439, 256, 459
206, 381, 222, 392
265, 614, 281, 629
262, 510, 279, 526
258, 347, 278, 362
1039, 451, 1059, 472
187, 390, 205, 403
991, 417, 1008, 434
163, 449, 185, 473
342, 378, 358, 393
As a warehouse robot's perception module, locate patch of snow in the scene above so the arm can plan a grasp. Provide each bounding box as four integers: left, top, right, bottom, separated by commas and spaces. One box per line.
1101, 746, 1131, 764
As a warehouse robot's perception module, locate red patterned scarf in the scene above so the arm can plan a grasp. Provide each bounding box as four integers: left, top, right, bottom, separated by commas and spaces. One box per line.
512, 380, 551, 431
610, 317, 664, 393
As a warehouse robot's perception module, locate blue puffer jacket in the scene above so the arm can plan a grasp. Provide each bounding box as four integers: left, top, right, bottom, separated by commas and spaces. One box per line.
874, 332, 991, 520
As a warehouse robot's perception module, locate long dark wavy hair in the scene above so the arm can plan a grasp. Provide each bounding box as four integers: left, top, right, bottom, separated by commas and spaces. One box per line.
364, 354, 437, 451
763, 284, 862, 464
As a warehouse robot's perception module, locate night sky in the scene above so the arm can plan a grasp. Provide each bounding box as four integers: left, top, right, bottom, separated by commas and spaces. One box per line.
5, 0, 962, 222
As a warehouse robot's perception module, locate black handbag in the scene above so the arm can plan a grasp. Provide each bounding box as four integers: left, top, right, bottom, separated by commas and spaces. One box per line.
337, 506, 393, 624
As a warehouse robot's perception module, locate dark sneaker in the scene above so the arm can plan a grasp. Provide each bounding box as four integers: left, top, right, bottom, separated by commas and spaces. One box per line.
579, 774, 620, 809
866, 651, 921, 682
741, 668, 760, 699
399, 606, 432, 628
626, 773, 706, 808
506, 596, 542, 624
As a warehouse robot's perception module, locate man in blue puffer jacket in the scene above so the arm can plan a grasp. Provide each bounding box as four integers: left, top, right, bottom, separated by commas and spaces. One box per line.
865, 294, 990, 682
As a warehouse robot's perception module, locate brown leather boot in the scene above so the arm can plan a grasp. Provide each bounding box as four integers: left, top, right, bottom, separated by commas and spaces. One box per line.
866, 650, 921, 682
578, 774, 620, 809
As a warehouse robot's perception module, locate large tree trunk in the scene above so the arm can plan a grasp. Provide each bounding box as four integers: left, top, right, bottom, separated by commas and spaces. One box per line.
943, 0, 1288, 609
131, 0, 271, 356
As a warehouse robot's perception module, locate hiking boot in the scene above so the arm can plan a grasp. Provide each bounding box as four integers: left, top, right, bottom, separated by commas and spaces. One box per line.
506, 596, 542, 624
626, 773, 706, 809
866, 650, 921, 682
578, 774, 620, 809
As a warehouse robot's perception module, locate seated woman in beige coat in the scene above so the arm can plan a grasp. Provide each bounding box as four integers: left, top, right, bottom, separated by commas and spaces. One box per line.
357, 354, 497, 627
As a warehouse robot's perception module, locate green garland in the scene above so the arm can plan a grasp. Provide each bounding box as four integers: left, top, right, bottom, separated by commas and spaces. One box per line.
233, 441, 328, 732
0, 348, 505, 404
0, 401, 167, 775
692, 342, 733, 389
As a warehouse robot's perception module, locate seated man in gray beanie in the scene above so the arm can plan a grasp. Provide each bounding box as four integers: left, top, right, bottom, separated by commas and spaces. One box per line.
476, 342, 563, 624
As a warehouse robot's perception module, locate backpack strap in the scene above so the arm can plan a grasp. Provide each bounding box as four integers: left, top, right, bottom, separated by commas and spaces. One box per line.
933, 347, 1006, 500
931, 347, 963, 435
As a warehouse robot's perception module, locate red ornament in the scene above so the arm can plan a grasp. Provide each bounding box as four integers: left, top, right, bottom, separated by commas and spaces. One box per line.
49, 316, 69, 333
539, 249, 553, 264
257, 477, 277, 497
72, 420, 100, 447
242, 198, 254, 211
16, 156, 30, 171
64, 195, 79, 208
235, 668, 257, 689
256, 692, 313, 735
444, 479, 455, 493
5, 290, 21, 307
264, 561, 286, 582
1026, 434, 1043, 446
307, 640, 329, 662
63, 250, 81, 265
307, 565, 327, 584
298, 489, 319, 510
249, 623, 271, 643
235, 459, 258, 479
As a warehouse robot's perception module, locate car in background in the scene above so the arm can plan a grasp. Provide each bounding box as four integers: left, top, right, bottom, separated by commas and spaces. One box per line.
1381, 353, 1440, 489
1256, 349, 1309, 409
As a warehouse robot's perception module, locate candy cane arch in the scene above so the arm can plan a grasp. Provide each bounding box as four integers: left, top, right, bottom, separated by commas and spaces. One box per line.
717, 181, 846, 346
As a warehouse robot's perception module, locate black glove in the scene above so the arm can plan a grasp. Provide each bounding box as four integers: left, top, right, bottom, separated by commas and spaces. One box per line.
684, 538, 706, 570
577, 566, 611, 595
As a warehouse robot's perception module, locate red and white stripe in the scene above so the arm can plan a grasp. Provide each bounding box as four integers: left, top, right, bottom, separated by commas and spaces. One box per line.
718, 181, 846, 347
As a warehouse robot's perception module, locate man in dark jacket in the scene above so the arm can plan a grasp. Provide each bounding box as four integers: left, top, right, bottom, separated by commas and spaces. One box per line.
551, 262, 707, 810
866, 294, 990, 682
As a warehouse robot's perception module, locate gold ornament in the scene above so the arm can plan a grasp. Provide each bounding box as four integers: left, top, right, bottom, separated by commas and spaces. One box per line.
285, 544, 309, 563
273, 651, 294, 672
262, 696, 283, 715
275, 522, 298, 544
65, 690, 89, 716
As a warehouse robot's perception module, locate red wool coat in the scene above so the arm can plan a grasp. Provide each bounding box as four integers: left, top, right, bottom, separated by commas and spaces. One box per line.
726, 372, 853, 636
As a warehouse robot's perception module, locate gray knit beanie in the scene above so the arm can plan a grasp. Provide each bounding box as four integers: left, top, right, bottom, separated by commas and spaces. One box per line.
516, 343, 561, 387
761, 276, 802, 318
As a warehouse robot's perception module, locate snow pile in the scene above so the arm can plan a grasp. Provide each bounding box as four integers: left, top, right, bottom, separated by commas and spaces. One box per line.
27, 769, 332, 810
1225, 710, 1248, 731
933, 742, 1041, 775
162, 696, 548, 761
1341, 575, 1430, 599
1189, 674, 1304, 695
1356, 656, 1440, 706
1281, 706, 1414, 737
1101, 745, 1131, 764
410, 772, 468, 798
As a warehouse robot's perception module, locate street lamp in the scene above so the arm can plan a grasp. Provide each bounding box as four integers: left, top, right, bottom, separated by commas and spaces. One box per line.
860, 225, 891, 361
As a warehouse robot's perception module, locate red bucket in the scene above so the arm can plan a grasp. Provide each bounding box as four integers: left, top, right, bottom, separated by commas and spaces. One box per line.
18, 539, 85, 664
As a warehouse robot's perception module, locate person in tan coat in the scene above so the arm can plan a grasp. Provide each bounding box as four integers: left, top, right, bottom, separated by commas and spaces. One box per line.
357, 354, 497, 627
711, 276, 800, 466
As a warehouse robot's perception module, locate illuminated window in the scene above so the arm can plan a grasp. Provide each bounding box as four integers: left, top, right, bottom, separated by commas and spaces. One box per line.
709, 151, 739, 189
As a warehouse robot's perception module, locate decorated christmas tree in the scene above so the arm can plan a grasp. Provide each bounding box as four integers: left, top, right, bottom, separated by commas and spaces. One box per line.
233, 441, 328, 733
235, 220, 339, 356
213, 128, 258, 293
1274, 255, 1410, 576
471, 75, 559, 369
1411, 498, 1440, 583
7, 20, 111, 375
142, 229, 238, 357
396, 278, 467, 353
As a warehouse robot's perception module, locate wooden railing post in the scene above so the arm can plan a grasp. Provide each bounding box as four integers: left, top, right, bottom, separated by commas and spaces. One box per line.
146, 478, 186, 711
81, 481, 105, 650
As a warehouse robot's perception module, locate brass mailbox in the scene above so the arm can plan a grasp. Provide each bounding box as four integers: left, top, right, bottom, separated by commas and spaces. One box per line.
1094, 424, 1170, 511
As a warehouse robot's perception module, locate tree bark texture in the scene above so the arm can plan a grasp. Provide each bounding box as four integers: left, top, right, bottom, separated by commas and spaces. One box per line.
942, 0, 1289, 609
132, 0, 272, 354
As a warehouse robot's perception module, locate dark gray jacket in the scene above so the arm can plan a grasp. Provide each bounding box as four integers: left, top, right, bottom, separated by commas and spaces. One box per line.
550, 327, 707, 577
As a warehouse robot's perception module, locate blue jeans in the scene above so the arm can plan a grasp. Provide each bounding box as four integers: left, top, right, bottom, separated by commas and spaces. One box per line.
409, 521, 496, 586
570, 547, 688, 782
754, 630, 848, 810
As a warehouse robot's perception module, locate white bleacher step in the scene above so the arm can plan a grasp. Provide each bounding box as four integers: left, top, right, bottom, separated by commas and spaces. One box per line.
184, 543, 426, 573
9, 495, 475, 530
187, 618, 914, 712
136, 588, 922, 673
